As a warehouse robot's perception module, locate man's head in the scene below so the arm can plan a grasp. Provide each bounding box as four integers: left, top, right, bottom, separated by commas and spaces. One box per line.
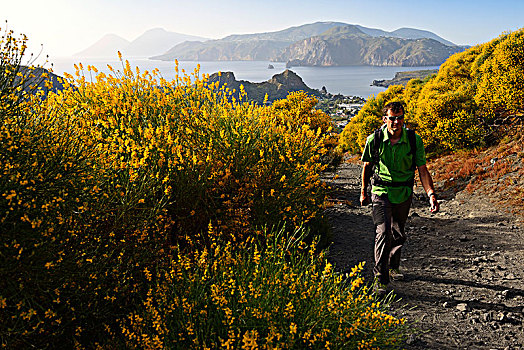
382, 101, 405, 136
382, 101, 405, 116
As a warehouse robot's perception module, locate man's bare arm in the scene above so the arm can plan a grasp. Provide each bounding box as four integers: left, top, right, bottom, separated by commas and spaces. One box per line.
360, 162, 373, 206
418, 164, 439, 213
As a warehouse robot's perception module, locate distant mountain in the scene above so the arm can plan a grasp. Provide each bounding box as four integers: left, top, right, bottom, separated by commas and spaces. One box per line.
152, 39, 291, 61
152, 21, 461, 67
74, 34, 130, 58
207, 69, 321, 104
151, 21, 349, 61
354, 25, 456, 46
352, 25, 392, 38
221, 22, 348, 42
75, 29, 208, 58
390, 28, 456, 47
125, 28, 209, 57
281, 26, 464, 67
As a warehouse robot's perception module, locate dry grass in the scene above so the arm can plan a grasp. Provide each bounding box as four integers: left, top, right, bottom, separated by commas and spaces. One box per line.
427, 125, 524, 218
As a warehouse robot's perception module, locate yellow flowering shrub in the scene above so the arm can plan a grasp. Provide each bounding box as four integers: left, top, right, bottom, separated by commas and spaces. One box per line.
411, 46, 482, 151
120, 227, 408, 349
0, 29, 356, 347
435, 109, 483, 151
36, 59, 334, 242
475, 28, 524, 117
0, 27, 32, 117
339, 27, 524, 156
0, 29, 409, 348
402, 77, 429, 130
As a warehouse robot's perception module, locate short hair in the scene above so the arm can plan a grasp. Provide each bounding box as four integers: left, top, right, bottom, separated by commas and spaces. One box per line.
382, 101, 405, 115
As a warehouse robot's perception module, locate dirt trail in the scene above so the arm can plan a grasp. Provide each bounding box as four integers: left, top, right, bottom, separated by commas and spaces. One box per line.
323, 162, 524, 350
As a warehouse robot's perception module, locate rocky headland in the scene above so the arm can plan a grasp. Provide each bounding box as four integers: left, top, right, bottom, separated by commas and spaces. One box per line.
17, 67, 64, 97
206, 69, 323, 104
371, 69, 438, 87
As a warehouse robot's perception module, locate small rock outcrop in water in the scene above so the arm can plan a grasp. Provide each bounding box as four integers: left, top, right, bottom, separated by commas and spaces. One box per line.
207, 69, 321, 104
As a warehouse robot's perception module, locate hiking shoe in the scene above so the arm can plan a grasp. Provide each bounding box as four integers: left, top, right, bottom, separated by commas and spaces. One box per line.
372, 280, 387, 296
390, 268, 404, 281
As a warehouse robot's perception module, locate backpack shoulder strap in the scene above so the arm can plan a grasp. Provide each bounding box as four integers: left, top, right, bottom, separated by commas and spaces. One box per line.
372, 127, 383, 167
406, 128, 417, 171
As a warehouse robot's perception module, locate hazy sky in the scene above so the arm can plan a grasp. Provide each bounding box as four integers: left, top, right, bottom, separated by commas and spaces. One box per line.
2, 0, 523, 59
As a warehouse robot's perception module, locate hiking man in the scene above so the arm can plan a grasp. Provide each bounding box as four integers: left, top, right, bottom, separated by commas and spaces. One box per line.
360, 101, 439, 295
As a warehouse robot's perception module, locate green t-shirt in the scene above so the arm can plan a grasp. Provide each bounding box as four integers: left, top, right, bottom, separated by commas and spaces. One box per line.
361, 126, 426, 204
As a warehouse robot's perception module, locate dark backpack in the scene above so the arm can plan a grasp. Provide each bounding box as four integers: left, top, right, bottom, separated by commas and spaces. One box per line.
371, 127, 417, 188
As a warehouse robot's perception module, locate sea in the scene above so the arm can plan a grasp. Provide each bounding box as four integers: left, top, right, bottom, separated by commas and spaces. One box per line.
49, 57, 439, 99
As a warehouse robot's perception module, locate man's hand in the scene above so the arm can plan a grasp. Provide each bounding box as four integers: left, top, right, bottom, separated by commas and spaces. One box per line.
429, 195, 440, 213
418, 165, 439, 213
360, 192, 370, 206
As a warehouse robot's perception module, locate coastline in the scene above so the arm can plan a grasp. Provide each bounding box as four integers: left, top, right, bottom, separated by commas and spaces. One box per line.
50, 57, 438, 98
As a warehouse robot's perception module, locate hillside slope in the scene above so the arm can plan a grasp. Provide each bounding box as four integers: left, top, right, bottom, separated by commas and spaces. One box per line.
281, 26, 463, 67
151, 22, 460, 66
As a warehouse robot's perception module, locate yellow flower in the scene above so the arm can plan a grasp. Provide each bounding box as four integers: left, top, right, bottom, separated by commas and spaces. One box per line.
241, 330, 259, 349
289, 322, 297, 335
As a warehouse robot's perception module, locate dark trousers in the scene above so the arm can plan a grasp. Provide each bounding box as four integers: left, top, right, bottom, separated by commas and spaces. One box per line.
371, 193, 412, 285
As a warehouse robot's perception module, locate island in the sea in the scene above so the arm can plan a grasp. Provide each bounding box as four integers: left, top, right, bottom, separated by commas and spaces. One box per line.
207, 69, 321, 103
150, 22, 466, 68
371, 69, 438, 87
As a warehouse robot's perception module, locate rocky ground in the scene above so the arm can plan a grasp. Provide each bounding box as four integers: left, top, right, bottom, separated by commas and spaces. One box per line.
323, 162, 524, 350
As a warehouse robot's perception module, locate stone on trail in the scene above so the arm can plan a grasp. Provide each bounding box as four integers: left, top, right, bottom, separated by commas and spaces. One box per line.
501, 290, 510, 299
504, 273, 517, 280
456, 303, 470, 312
482, 310, 495, 322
